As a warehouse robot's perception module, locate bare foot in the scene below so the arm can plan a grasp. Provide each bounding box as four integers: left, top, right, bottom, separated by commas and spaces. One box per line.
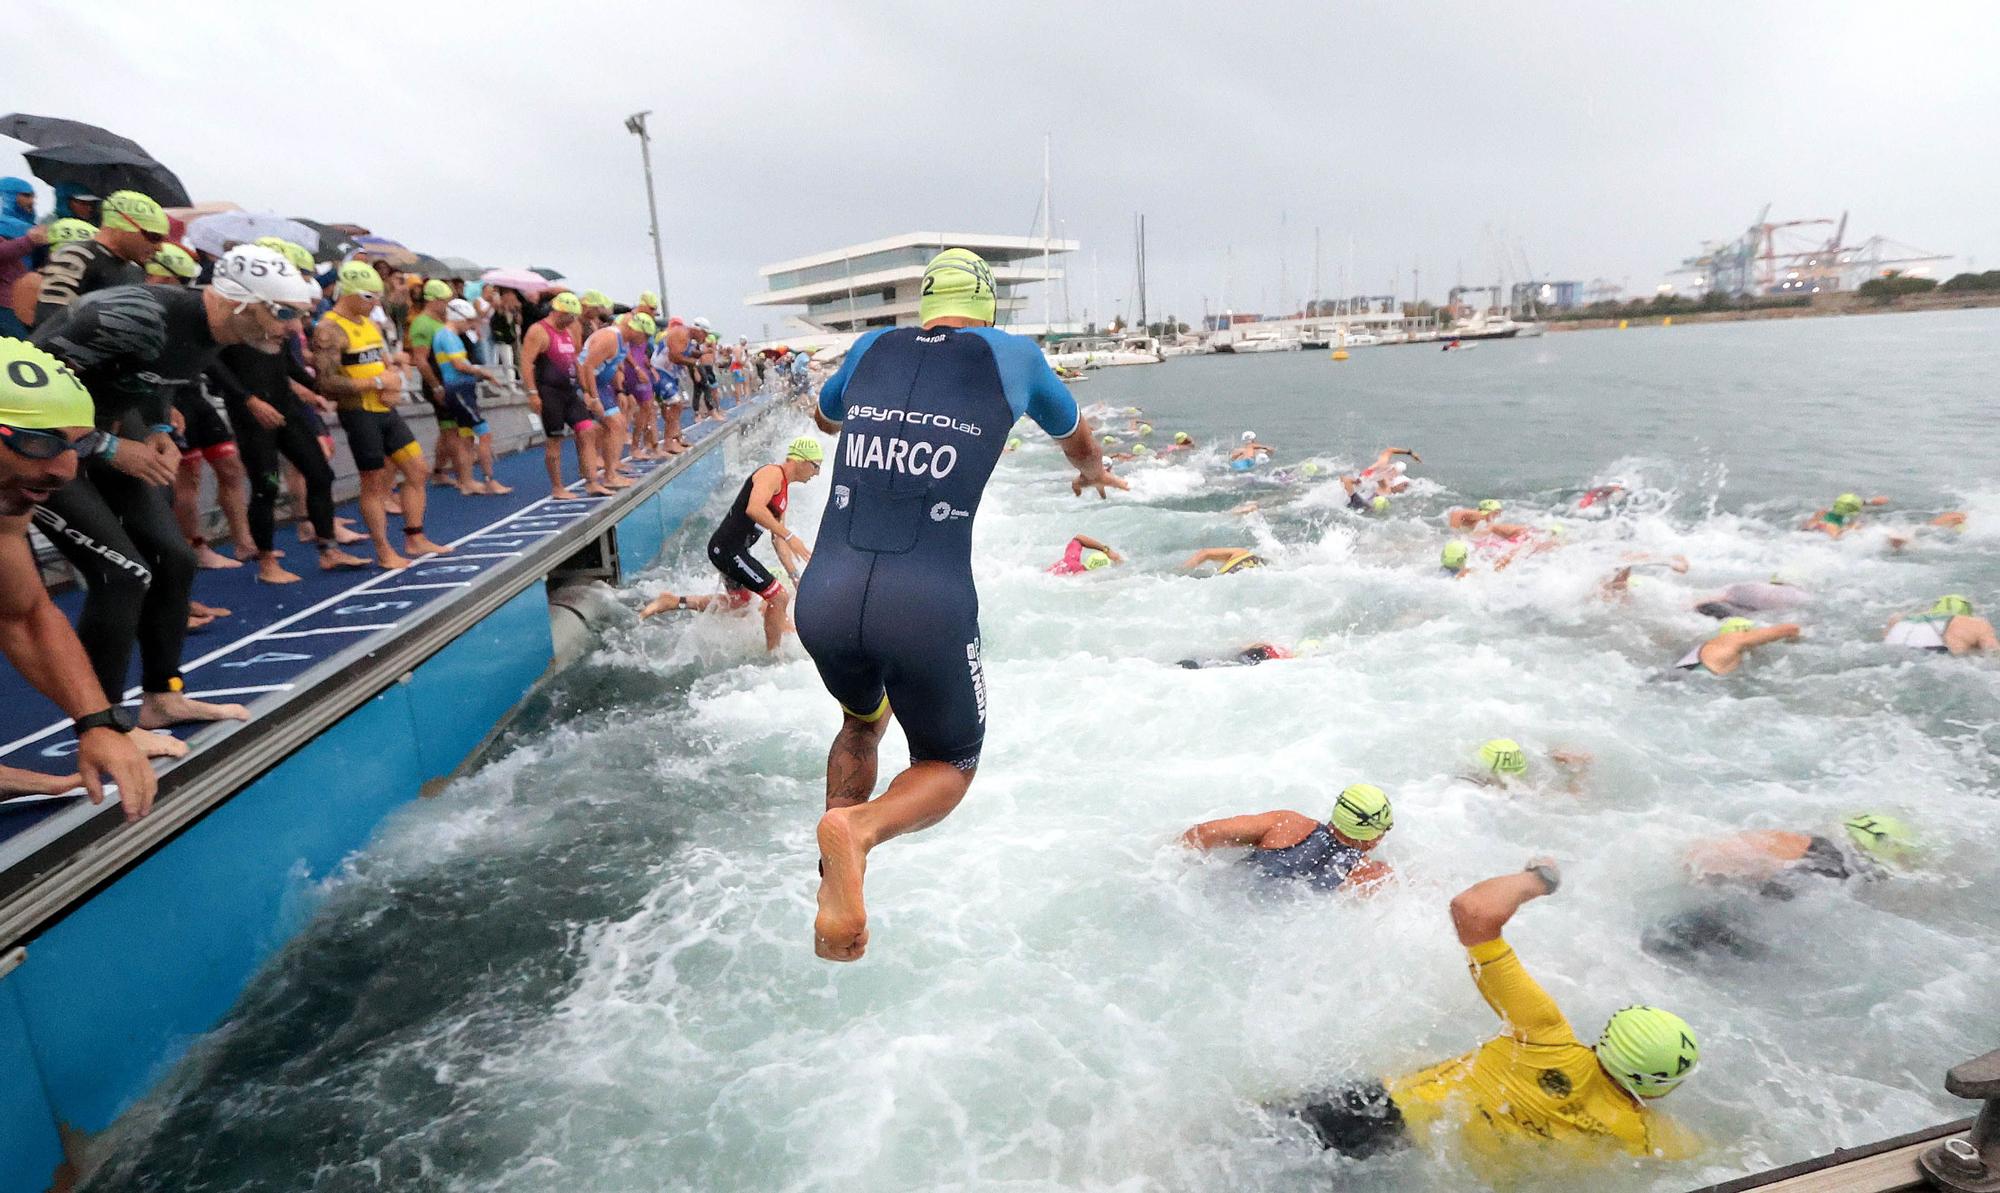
483, 481, 513, 495
235, 541, 265, 560
128, 727, 188, 759
333, 519, 367, 545
375, 549, 413, 570
256, 557, 302, 585
385, 497, 404, 516
457, 485, 484, 497
194, 545, 243, 570
186, 612, 215, 632
585, 484, 616, 497
551, 488, 584, 501
138, 692, 251, 728
319, 547, 370, 570
605, 476, 635, 490
404, 535, 454, 556
814, 807, 870, 962
190, 600, 231, 618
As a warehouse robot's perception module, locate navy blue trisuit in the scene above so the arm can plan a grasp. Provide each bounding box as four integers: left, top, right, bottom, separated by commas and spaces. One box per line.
795, 325, 1080, 770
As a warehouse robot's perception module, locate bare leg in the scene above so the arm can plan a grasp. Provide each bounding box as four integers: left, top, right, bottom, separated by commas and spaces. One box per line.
358, 468, 411, 569
762, 589, 790, 652
578, 431, 612, 496
211, 454, 257, 558
824, 709, 886, 810
475, 434, 509, 493
395, 450, 452, 555
816, 749, 975, 962
544, 438, 574, 500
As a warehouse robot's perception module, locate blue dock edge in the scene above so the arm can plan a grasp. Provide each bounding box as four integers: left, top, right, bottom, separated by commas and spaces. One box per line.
0, 408, 758, 1191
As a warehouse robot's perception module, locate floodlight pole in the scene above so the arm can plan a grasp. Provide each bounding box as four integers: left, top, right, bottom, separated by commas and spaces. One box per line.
624, 110, 670, 317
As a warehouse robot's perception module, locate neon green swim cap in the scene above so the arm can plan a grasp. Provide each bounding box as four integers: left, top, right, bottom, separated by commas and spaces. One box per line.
1174, 432, 1192, 444
255, 237, 316, 273
1133, 443, 1152, 456
785, 436, 824, 463
1296, 637, 1323, 654
550, 292, 583, 315
420, 279, 452, 302
1715, 617, 1756, 637
1833, 492, 1863, 514
637, 290, 659, 309
1138, 423, 1153, 435
1930, 594, 1972, 617
1082, 550, 1111, 570
1102, 433, 1117, 445
1477, 499, 1503, 514
917, 248, 997, 325
1478, 738, 1528, 776
0, 339, 95, 430
47, 218, 96, 246
335, 260, 385, 297
1842, 813, 1915, 866
1302, 461, 1321, 477
101, 190, 168, 235
1330, 783, 1392, 841
581, 289, 612, 310
1371, 495, 1390, 513
147, 243, 199, 280
1596, 1006, 1699, 1098
625, 311, 657, 337
1006, 437, 1022, 450
1441, 541, 1470, 571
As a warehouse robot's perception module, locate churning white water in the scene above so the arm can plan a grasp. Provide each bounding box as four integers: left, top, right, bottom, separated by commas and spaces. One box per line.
94, 311, 2000, 1192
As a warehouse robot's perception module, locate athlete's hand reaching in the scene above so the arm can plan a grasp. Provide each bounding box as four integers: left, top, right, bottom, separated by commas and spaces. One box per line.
110, 436, 179, 486
1072, 469, 1129, 499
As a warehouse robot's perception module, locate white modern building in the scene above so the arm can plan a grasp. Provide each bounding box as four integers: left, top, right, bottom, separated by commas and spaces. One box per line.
746, 231, 1080, 339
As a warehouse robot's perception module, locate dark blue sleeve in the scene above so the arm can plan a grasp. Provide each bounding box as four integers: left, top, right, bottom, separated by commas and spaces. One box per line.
967, 328, 1079, 438
817, 328, 889, 422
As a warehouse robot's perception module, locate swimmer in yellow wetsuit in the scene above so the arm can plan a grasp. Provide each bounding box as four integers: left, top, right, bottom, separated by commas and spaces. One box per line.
1287, 861, 1701, 1171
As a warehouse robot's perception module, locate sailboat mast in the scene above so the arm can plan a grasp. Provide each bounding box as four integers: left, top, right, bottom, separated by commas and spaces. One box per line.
1041, 134, 1052, 335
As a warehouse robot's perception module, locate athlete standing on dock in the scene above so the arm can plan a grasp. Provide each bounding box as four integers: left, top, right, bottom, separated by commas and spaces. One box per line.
0, 339, 158, 815
796, 247, 1124, 962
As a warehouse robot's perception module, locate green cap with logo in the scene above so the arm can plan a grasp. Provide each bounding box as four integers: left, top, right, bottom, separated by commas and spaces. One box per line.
918, 248, 997, 325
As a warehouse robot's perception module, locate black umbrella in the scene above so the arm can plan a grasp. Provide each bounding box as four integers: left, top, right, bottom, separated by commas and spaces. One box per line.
294, 219, 366, 261
0, 113, 152, 157
402, 251, 453, 278
22, 143, 191, 207
530, 266, 565, 281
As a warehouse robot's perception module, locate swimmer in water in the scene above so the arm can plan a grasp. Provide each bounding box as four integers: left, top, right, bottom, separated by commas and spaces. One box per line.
1230, 431, 1274, 463
1466, 738, 1592, 794
1672, 617, 1800, 676
1159, 431, 1197, 455
1182, 783, 1394, 893
1440, 540, 1471, 578
1692, 573, 1811, 619
1047, 534, 1121, 575
1803, 491, 1887, 538
1600, 555, 1691, 600
1285, 860, 1701, 1164
1181, 547, 1266, 575
1356, 446, 1419, 490
1577, 480, 1626, 510
1340, 472, 1394, 511
1176, 642, 1292, 669
1643, 814, 1915, 964
1883, 594, 1997, 654
1447, 499, 1528, 536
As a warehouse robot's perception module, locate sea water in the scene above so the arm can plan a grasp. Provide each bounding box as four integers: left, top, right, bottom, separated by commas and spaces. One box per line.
91, 309, 2000, 1192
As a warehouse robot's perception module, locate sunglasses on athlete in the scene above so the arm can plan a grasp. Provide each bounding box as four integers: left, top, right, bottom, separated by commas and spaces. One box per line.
0, 424, 107, 460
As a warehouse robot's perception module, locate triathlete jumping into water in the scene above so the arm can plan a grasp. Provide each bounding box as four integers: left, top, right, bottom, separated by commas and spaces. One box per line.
795, 248, 1123, 962
640, 437, 822, 651
1182, 783, 1394, 893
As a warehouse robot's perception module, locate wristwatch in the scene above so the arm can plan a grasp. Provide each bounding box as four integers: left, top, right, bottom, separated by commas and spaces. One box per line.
73, 707, 133, 736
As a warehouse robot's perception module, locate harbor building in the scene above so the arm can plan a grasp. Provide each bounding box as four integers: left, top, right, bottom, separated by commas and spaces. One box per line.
746, 232, 1080, 339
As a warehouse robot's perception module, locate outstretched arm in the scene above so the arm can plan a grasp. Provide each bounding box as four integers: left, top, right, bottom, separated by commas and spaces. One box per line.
1450, 860, 1559, 946
1071, 533, 1120, 560
1180, 547, 1243, 569
1183, 811, 1286, 850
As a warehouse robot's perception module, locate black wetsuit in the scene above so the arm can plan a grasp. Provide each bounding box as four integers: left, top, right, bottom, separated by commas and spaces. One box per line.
796, 325, 1079, 769
31, 240, 143, 326
706, 464, 786, 597
208, 336, 337, 552
32, 284, 216, 699
1247, 824, 1367, 892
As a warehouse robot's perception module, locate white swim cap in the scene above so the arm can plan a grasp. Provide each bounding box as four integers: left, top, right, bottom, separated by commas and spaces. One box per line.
1240, 431, 1256, 443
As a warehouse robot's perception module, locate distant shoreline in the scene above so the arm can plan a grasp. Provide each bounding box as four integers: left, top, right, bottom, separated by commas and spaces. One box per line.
1545, 290, 2000, 332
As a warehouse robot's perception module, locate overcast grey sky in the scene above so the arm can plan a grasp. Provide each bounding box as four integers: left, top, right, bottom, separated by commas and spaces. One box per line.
17, 1, 2000, 333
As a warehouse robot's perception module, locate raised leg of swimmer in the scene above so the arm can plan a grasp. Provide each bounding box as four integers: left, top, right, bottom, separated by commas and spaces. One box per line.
815, 760, 975, 962
824, 709, 887, 810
